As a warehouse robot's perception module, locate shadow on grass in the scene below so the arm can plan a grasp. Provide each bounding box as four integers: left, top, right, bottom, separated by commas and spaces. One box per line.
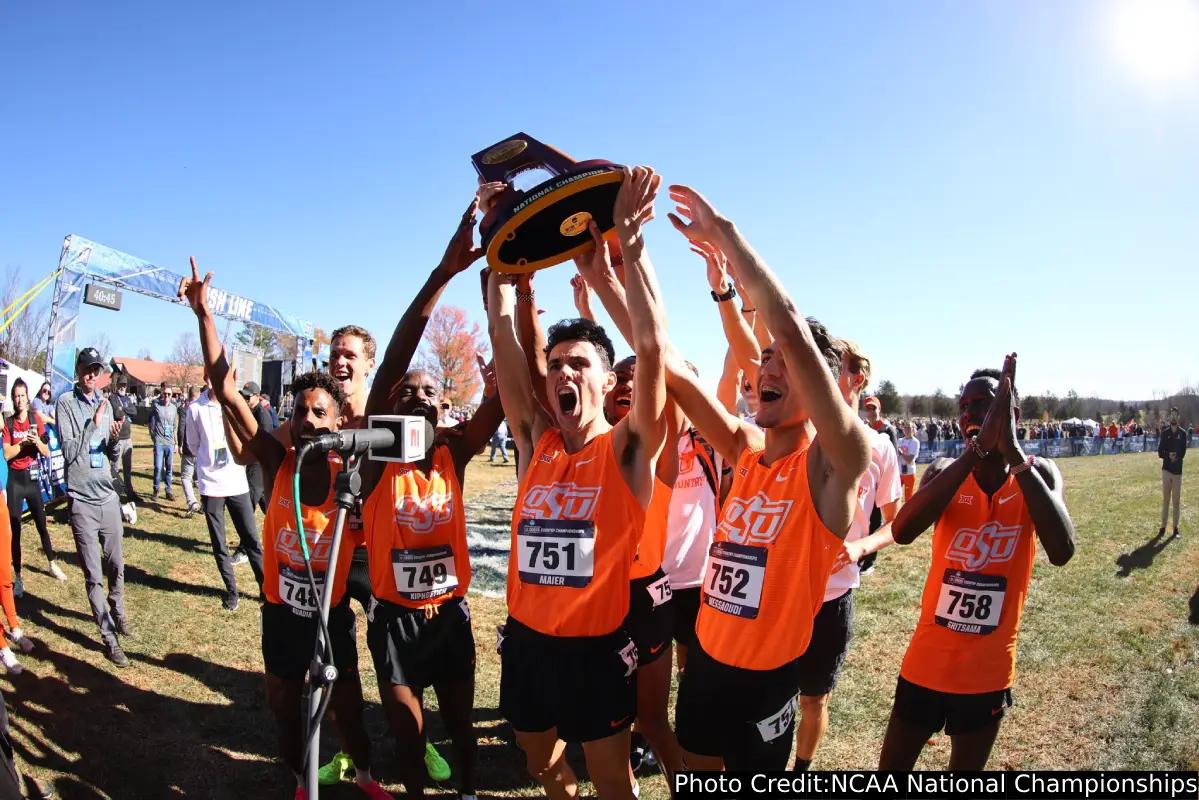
124, 525, 211, 556
1114, 530, 1178, 577
124, 564, 226, 600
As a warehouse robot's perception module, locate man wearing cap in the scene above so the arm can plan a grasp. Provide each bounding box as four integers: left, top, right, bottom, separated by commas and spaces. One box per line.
54, 347, 132, 667
148, 382, 179, 501
239, 382, 275, 513
185, 378, 264, 611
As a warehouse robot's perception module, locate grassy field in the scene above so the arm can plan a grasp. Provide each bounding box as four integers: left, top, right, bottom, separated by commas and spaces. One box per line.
3, 427, 1197, 799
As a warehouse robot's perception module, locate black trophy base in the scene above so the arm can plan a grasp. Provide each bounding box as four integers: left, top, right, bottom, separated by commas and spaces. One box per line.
481, 161, 624, 274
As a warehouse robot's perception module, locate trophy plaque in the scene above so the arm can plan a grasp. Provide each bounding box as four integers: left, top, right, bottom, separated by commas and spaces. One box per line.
471, 133, 624, 274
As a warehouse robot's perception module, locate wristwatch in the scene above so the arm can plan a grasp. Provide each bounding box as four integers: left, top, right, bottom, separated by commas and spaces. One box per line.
711, 285, 736, 303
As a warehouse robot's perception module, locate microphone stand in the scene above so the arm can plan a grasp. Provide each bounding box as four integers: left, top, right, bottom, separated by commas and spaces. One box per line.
302, 450, 362, 800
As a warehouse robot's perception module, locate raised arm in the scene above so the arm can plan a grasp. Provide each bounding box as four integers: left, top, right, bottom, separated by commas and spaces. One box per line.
488, 270, 552, 480
608, 167, 669, 504
571, 275, 597, 323
448, 355, 506, 477
180, 258, 285, 476
574, 231, 633, 348
693, 242, 761, 381
716, 349, 740, 416
513, 272, 552, 419
668, 185, 870, 482
665, 346, 763, 466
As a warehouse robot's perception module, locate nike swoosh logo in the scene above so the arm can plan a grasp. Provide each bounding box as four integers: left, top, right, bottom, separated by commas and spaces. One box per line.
650, 643, 663, 654
610, 715, 632, 728
991, 706, 1006, 716
775, 471, 794, 483
998, 495, 1018, 505
576, 457, 596, 466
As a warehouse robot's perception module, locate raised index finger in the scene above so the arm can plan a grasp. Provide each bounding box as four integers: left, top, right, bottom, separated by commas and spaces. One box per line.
190, 256, 200, 281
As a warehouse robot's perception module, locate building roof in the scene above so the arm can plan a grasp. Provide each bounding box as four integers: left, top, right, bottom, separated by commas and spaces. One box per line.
98, 357, 205, 391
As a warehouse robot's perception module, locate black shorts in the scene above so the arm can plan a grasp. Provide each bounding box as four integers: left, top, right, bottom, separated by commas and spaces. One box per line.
343, 546, 372, 613
261, 601, 358, 682
624, 568, 674, 667
674, 642, 801, 771
670, 586, 702, 649
366, 596, 476, 689
893, 676, 1014, 736
499, 616, 638, 743
796, 590, 854, 697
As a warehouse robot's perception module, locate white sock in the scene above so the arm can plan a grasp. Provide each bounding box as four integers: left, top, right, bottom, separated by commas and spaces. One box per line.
632, 779, 641, 798
354, 767, 371, 786
10, 628, 23, 640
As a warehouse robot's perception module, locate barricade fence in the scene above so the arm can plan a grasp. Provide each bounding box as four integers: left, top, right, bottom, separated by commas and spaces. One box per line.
914, 433, 1198, 465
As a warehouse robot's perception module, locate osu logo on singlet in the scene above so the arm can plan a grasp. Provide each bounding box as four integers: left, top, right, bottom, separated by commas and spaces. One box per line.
718, 491, 793, 545
679, 448, 697, 478
945, 522, 1023, 570
395, 492, 455, 534
275, 528, 332, 569
520, 482, 602, 520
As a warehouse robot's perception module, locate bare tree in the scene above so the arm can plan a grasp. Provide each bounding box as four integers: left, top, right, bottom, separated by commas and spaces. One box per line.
165, 331, 203, 389
84, 332, 114, 364
136, 348, 152, 360
0, 267, 52, 371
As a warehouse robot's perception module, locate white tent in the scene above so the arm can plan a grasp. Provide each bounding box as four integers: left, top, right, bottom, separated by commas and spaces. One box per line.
1064, 417, 1083, 426
1083, 419, 1100, 431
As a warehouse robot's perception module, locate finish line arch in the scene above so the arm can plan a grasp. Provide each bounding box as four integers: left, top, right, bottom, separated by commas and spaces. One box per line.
45, 234, 319, 397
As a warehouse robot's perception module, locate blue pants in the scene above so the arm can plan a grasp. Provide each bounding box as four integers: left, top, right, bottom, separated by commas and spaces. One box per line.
154, 444, 174, 493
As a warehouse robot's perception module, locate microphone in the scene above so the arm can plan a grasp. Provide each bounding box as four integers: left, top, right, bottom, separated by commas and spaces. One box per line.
304, 416, 436, 463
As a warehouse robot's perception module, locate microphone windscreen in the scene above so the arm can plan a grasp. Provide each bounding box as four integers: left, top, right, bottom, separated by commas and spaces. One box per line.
424, 420, 435, 451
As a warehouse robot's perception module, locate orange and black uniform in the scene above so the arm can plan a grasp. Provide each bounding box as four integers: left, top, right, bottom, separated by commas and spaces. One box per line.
499, 429, 645, 742
362, 446, 475, 689
675, 444, 840, 770
624, 478, 675, 666
893, 471, 1036, 735
260, 452, 361, 681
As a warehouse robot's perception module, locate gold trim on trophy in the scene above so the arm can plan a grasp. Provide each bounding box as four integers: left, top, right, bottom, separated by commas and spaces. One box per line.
560, 212, 592, 237
481, 139, 529, 165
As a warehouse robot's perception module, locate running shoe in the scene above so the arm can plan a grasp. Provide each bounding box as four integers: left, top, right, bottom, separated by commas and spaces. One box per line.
356, 781, 393, 799
0, 647, 22, 675
186, 502, 201, 517
48, 561, 67, 581
629, 731, 649, 773
12, 577, 24, 599
294, 787, 308, 800
231, 551, 249, 566
10, 629, 33, 654
105, 642, 131, 668
120, 502, 137, 526
318, 752, 353, 786
425, 741, 451, 781
222, 593, 240, 612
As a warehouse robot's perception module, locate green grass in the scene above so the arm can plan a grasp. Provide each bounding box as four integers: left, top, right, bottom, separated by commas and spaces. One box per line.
4, 430, 1197, 798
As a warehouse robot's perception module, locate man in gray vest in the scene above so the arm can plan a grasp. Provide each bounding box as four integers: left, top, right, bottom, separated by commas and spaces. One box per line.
148, 382, 179, 501
53, 348, 131, 667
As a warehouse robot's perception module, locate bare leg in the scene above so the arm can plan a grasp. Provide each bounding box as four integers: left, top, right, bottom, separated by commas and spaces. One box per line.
636, 646, 684, 780
432, 675, 478, 795
878, 705, 933, 770
947, 722, 1001, 770
515, 729, 577, 800
380, 681, 428, 798
581, 729, 635, 800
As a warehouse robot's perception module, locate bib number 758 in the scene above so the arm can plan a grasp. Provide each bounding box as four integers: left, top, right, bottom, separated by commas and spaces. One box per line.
934, 569, 1006, 635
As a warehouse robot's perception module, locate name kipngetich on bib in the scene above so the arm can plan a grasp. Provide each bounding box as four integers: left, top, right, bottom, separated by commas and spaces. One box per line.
392, 545, 458, 601
516, 518, 596, 588
279, 564, 324, 614
703, 541, 767, 619
933, 568, 1006, 635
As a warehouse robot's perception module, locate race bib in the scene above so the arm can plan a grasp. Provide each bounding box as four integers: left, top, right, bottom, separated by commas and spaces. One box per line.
618, 639, 639, 678
516, 518, 596, 588
934, 569, 1006, 635
89, 438, 104, 469
646, 574, 673, 608
214, 447, 229, 469
703, 541, 767, 619
28, 465, 39, 481
392, 545, 459, 602
164, 424, 173, 437
278, 564, 324, 614
756, 695, 799, 742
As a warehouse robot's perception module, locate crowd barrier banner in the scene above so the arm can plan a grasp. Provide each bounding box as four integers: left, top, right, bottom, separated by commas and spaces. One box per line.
913, 434, 1197, 464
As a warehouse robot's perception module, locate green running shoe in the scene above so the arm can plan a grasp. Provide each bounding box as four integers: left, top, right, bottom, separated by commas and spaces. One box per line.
424, 741, 451, 782
318, 751, 353, 786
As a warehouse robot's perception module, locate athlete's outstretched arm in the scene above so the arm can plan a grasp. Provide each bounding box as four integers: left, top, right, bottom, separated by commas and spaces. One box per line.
574, 230, 633, 348
994, 355, 1075, 566
488, 270, 551, 480
891, 456, 974, 544
610, 167, 669, 504
692, 242, 760, 383
513, 272, 552, 421
180, 258, 286, 477
365, 196, 486, 421
668, 185, 870, 482
448, 355, 506, 477
716, 349, 740, 416
665, 346, 764, 467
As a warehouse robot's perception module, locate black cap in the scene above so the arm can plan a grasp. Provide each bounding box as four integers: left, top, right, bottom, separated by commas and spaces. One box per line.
76, 348, 105, 370
239, 381, 261, 397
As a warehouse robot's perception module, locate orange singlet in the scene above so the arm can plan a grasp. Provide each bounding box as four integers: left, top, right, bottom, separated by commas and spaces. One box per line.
507, 429, 645, 637
631, 478, 672, 580
900, 471, 1037, 694
362, 445, 470, 608
262, 452, 359, 613
695, 444, 840, 671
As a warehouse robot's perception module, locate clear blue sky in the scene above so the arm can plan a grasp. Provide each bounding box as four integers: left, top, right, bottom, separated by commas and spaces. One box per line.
3, 1, 1196, 402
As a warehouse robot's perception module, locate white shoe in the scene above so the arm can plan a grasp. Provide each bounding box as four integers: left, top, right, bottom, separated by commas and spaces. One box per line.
0, 646, 23, 675
48, 561, 67, 581
121, 502, 137, 526
9, 629, 33, 655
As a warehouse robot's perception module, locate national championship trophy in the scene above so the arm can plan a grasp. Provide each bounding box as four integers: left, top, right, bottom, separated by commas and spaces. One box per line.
471, 133, 625, 274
